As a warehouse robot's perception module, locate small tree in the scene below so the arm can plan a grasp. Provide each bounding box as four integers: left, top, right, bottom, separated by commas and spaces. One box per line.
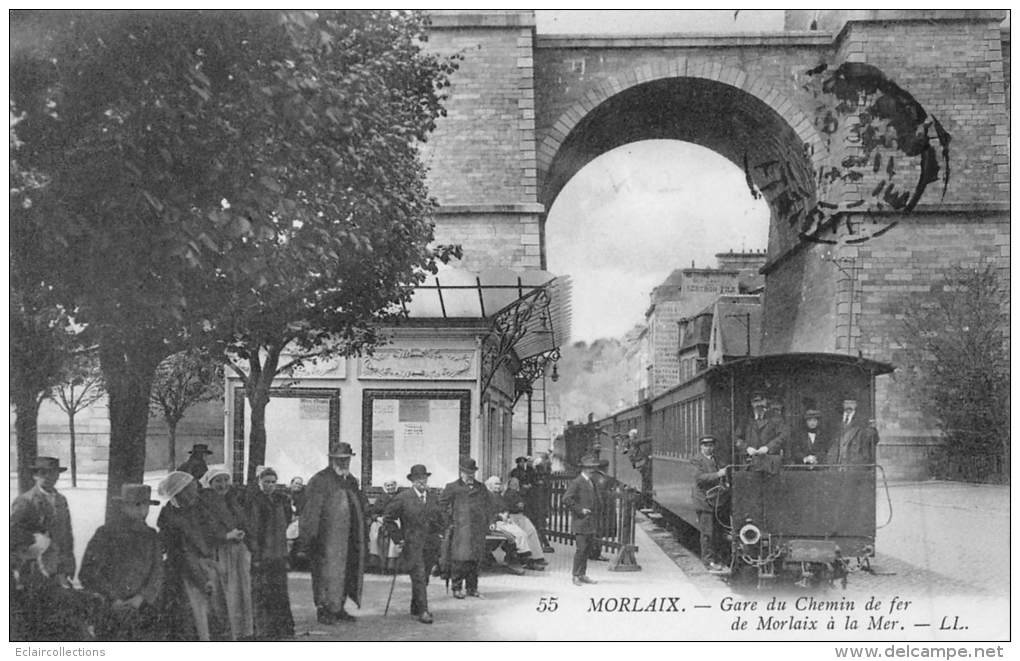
49, 353, 105, 487
899, 264, 1009, 481
149, 350, 223, 471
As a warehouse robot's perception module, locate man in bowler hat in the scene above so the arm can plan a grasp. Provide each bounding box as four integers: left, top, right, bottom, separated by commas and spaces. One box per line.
300, 442, 366, 625
438, 457, 493, 599
177, 444, 214, 482
563, 454, 602, 585
384, 464, 444, 624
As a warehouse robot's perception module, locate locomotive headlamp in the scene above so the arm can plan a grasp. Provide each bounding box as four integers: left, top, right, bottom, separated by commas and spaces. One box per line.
738, 522, 761, 546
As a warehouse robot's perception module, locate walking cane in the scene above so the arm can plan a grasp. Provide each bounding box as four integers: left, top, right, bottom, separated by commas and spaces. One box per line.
383, 569, 397, 617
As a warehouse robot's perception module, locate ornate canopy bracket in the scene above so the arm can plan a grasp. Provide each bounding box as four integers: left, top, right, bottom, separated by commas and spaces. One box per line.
480, 286, 552, 395
513, 347, 561, 405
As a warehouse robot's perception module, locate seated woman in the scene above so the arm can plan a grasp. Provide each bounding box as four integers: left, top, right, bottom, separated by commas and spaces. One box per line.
503, 477, 547, 569
367, 480, 402, 573
483, 476, 541, 571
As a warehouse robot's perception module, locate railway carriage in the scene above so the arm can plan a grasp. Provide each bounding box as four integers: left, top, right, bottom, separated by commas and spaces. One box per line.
595, 352, 894, 587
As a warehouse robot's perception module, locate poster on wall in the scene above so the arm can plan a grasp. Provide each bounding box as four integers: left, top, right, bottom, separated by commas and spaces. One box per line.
371, 397, 462, 487
258, 395, 339, 483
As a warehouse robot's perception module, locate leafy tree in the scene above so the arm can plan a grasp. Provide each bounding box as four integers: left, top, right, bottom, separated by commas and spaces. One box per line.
49, 353, 106, 487
899, 264, 1009, 482
149, 350, 223, 471
11, 10, 459, 514
10, 101, 75, 493
197, 12, 461, 482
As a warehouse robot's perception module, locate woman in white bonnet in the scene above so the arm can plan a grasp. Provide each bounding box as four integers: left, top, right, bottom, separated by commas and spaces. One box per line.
199, 466, 254, 640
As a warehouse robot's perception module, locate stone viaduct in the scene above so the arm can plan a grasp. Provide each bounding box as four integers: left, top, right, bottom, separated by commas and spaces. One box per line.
425, 10, 1009, 479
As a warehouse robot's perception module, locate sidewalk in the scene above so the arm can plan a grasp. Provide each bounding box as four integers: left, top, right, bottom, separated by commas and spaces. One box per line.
292, 520, 704, 641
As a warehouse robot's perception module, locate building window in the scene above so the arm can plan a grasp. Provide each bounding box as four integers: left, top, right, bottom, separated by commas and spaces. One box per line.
361, 389, 471, 488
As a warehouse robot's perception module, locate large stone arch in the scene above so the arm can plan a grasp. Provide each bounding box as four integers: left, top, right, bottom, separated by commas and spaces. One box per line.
537, 59, 821, 188
536, 60, 825, 254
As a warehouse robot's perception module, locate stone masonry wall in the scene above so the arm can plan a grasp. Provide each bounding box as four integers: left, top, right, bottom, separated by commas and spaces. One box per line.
850, 211, 1009, 479
425, 12, 541, 273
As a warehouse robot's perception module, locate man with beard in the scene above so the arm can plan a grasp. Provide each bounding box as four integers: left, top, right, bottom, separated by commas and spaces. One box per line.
300, 443, 366, 625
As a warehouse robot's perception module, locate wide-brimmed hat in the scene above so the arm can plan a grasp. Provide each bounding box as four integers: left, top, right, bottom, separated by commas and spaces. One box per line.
407, 464, 432, 480
459, 456, 478, 472
699, 434, 718, 445
329, 442, 355, 458
577, 454, 601, 469
188, 444, 214, 456
804, 409, 822, 419
514, 456, 527, 464
114, 484, 160, 506
32, 456, 67, 473
158, 471, 194, 500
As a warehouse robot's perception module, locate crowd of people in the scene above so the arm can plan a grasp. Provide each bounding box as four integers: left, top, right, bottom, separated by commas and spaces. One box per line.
10, 442, 574, 640
10, 445, 299, 642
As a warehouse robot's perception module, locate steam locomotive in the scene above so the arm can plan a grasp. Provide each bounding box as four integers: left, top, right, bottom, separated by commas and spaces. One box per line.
587, 352, 894, 588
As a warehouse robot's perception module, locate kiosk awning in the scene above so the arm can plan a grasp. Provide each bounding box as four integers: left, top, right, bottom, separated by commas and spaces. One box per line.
402, 265, 572, 394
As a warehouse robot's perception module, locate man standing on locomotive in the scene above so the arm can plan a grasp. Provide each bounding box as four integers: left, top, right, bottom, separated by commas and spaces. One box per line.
692, 435, 730, 573
786, 409, 829, 465
827, 397, 880, 465
734, 393, 784, 459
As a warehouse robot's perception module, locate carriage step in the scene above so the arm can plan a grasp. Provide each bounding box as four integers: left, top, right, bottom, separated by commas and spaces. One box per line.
645, 512, 663, 520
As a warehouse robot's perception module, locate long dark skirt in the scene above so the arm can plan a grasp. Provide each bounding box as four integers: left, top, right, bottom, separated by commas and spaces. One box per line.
252, 559, 294, 640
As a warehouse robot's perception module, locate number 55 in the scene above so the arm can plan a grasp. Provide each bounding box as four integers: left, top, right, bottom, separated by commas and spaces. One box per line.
536, 596, 559, 613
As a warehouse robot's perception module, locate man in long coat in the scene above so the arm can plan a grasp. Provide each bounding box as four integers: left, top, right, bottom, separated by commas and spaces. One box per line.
563, 454, 602, 586
734, 393, 784, 460
692, 435, 730, 573
785, 409, 830, 465
299, 443, 366, 625
10, 456, 98, 640
384, 464, 444, 624
438, 456, 492, 599
79, 484, 164, 640
827, 397, 880, 465
11, 456, 76, 587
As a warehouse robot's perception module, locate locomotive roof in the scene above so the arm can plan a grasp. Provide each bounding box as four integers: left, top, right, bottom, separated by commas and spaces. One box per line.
708, 352, 895, 376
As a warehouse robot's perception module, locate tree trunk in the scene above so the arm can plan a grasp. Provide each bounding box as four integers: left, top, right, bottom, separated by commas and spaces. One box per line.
99, 340, 163, 523
68, 410, 78, 487
13, 391, 41, 494
167, 420, 178, 472
246, 387, 271, 485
